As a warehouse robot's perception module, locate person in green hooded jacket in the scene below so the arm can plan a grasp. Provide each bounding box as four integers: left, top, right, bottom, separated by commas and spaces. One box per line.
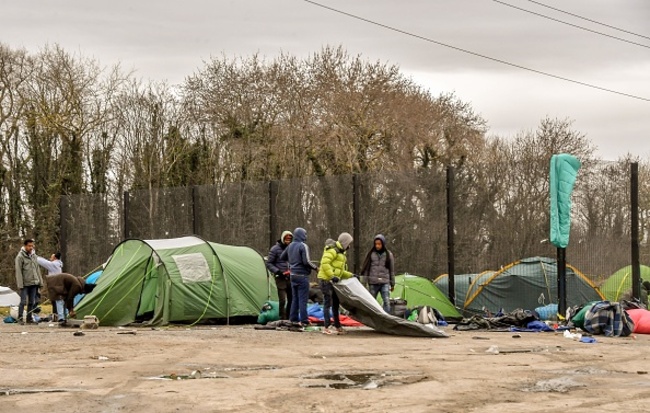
317, 232, 354, 335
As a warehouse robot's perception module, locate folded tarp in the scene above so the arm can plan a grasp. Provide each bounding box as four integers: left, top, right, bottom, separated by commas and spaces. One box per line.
333, 278, 448, 338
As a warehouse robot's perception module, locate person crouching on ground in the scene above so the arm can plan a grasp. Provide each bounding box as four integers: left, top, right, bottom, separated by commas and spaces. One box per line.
266, 230, 293, 320
317, 232, 354, 335
280, 227, 318, 327
46, 273, 96, 322
360, 234, 395, 313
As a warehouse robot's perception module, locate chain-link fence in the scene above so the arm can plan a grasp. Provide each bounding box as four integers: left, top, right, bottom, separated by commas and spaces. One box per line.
61, 192, 123, 276
62, 163, 640, 304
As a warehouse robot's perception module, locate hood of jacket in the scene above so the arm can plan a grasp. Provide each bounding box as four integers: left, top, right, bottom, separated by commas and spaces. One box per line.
324, 238, 337, 248
293, 227, 307, 243
374, 234, 387, 252
338, 232, 353, 250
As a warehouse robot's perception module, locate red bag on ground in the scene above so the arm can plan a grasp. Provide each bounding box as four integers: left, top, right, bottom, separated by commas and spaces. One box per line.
627, 309, 650, 334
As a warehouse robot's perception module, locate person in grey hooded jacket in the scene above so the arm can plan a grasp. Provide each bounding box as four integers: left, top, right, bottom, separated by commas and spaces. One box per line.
360, 234, 395, 313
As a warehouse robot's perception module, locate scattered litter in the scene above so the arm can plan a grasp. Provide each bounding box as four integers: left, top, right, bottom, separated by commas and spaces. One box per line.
20, 332, 28, 335
48, 324, 55, 328
362, 380, 379, 390
472, 336, 490, 340
486, 345, 500, 354
563, 330, 582, 340
638, 371, 648, 375
485, 346, 548, 355
301, 371, 426, 390
512, 334, 522, 338
97, 356, 109, 361
73, 331, 85, 337
524, 377, 586, 393
117, 331, 136, 335
190, 370, 201, 379
579, 337, 597, 344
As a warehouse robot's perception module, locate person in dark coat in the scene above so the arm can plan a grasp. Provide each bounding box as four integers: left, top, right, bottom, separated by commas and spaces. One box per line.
280, 227, 318, 326
46, 273, 96, 320
360, 234, 395, 313
266, 230, 293, 320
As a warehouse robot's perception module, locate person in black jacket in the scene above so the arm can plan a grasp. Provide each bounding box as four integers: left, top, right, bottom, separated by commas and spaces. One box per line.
280, 227, 319, 326
266, 230, 293, 320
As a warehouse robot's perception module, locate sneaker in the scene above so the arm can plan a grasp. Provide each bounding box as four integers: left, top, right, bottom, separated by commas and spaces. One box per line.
322, 326, 333, 335
336, 327, 346, 335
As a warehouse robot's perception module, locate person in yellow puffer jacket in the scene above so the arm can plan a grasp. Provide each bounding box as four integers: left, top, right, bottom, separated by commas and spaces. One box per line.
317, 232, 354, 334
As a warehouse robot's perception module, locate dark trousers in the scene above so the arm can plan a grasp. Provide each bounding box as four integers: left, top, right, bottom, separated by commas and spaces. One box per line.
276, 283, 293, 320
320, 280, 341, 329
19, 285, 39, 322
289, 275, 310, 324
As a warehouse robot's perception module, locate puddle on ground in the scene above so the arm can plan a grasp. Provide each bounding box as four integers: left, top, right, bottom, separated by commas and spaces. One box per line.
523, 377, 586, 393
147, 370, 230, 381
181, 364, 278, 373
1, 388, 82, 397
301, 371, 427, 390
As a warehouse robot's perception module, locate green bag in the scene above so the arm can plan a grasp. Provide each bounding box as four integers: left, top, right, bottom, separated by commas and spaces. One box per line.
257, 301, 280, 324
571, 301, 598, 329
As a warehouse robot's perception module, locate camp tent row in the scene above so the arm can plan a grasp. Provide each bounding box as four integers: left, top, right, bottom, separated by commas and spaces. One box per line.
435, 257, 605, 315
75, 236, 277, 326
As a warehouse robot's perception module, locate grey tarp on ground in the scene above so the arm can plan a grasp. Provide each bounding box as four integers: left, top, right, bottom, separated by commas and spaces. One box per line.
0, 286, 20, 307
333, 278, 449, 338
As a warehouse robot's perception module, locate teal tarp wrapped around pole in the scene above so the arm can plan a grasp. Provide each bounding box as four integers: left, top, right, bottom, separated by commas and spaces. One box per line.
550, 154, 581, 248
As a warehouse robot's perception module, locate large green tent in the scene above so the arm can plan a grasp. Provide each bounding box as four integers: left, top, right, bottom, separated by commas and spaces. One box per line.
463, 257, 604, 314
75, 236, 276, 326
601, 265, 650, 302
391, 274, 462, 320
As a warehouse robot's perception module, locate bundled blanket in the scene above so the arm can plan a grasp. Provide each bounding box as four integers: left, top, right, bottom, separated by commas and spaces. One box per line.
583, 301, 634, 337
454, 309, 538, 331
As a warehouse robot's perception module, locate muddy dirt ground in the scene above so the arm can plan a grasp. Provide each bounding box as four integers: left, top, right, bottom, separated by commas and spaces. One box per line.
0, 323, 649, 413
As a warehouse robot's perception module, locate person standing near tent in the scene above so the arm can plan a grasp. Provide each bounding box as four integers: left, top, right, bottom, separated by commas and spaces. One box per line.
360, 234, 395, 313
37, 252, 63, 275
15, 239, 43, 324
317, 233, 354, 335
266, 230, 293, 320
46, 273, 96, 321
280, 227, 318, 326
37, 252, 65, 321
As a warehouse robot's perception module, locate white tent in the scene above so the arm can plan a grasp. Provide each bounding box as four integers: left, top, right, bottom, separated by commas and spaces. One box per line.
0, 286, 20, 307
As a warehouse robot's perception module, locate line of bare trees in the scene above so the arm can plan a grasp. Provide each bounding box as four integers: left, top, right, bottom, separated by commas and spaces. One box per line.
1, 42, 648, 287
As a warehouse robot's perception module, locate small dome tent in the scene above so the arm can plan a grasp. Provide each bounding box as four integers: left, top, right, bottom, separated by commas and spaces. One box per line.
463, 257, 604, 314
391, 274, 462, 319
74, 236, 276, 326
601, 265, 650, 302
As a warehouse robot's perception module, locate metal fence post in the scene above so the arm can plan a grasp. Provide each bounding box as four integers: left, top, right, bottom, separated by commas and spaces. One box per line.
59, 195, 68, 263
192, 186, 199, 236
123, 191, 130, 240
269, 180, 278, 247
631, 162, 641, 299
446, 166, 456, 306
352, 174, 361, 274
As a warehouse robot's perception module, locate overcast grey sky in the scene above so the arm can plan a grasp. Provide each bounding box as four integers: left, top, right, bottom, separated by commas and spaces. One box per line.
1, 0, 648, 160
